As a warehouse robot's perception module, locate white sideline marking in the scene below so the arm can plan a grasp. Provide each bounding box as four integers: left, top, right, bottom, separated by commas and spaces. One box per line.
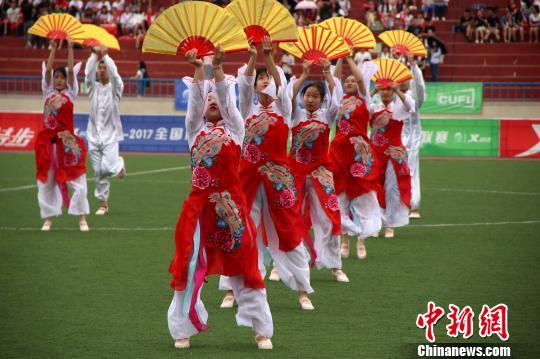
407, 220, 540, 228
0, 166, 190, 193
1, 220, 539, 232
426, 188, 540, 196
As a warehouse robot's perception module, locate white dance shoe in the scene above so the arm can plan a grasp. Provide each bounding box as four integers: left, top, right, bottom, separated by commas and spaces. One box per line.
41, 219, 52, 231
220, 294, 235, 309
118, 157, 126, 179
256, 335, 273, 350
79, 220, 89, 232
268, 267, 280, 282
299, 296, 315, 310
340, 239, 349, 258
409, 210, 421, 219
332, 269, 350, 283
384, 228, 394, 238
95, 206, 108, 216
357, 239, 367, 259
174, 338, 190, 349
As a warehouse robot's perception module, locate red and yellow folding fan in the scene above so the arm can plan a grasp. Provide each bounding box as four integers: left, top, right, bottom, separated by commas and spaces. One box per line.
75, 24, 120, 50
225, 0, 297, 44
142, 2, 249, 57
319, 17, 375, 50
28, 13, 84, 40
372, 58, 413, 89
278, 25, 351, 64
378, 30, 427, 58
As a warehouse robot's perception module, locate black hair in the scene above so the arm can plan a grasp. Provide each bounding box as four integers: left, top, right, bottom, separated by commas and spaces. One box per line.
99, 60, 105, 65
254, 67, 269, 87
53, 66, 67, 79
301, 81, 326, 99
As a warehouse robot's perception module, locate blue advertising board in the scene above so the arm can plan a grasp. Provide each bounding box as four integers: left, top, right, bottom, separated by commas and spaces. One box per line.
74, 114, 189, 153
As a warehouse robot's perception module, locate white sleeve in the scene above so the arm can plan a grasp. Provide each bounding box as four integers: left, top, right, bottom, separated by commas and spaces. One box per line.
411, 63, 425, 109
237, 64, 255, 120
66, 62, 82, 100
84, 53, 98, 96
102, 54, 124, 100
360, 60, 378, 106
325, 76, 342, 124
274, 66, 292, 121
186, 81, 208, 148
41, 62, 54, 98
215, 77, 245, 145
401, 92, 416, 114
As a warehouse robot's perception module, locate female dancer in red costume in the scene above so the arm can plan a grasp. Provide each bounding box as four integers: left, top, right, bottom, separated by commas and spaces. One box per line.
219, 37, 314, 311
36, 38, 89, 232
167, 48, 273, 350
369, 80, 415, 238
330, 54, 382, 259
288, 58, 349, 283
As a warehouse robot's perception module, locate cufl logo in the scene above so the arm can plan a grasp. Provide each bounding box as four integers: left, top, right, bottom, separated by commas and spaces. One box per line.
436, 88, 476, 109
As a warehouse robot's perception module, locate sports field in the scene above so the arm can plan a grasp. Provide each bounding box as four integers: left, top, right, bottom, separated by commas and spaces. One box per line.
0, 153, 539, 358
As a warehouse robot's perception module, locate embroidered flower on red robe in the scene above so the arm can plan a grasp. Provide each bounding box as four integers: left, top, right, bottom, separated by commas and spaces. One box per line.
350, 162, 368, 178
372, 133, 388, 147
279, 188, 296, 208
326, 194, 340, 212
243, 144, 262, 164
192, 166, 211, 190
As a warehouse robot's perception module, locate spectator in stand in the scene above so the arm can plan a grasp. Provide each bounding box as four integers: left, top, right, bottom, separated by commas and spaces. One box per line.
379, 45, 391, 59
317, 0, 334, 21
280, 52, 295, 82
379, 0, 393, 15
484, 7, 501, 43
428, 44, 442, 81
4, 2, 21, 35
457, 9, 474, 41
365, 0, 377, 29
397, 6, 413, 28
81, 8, 94, 23
95, 0, 111, 12
510, 5, 526, 41
530, 5, 540, 42
85, 0, 95, 12
97, 6, 112, 24
407, 13, 425, 36
112, 0, 125, 13
337, 0, 350, 16
353, 48, 372, 68
433, 0, 448, 20
135, 60, 148, 97
21, 0, 34, 47
407, 0, 418, 12
68, 0, 83, 18
118, 8, 132, 35
473, 9, 488, 43
421, 0, 434, 19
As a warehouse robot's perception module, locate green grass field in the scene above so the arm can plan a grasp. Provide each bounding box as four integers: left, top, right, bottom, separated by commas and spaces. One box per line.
1, 153, 539, 358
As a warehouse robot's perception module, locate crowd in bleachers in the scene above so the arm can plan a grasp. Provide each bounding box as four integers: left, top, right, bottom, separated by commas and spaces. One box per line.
457, 1, 540, 43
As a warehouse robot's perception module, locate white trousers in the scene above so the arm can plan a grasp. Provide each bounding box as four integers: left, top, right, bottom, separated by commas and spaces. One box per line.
303, 178, 341, 270
408, 148, 421, 211
88, 141, 124, 202
220, 183, 313, 294
382, 161, 409, 228
338, 191, 382, 239
37, 166, 89, 219
168, 275, 273, 340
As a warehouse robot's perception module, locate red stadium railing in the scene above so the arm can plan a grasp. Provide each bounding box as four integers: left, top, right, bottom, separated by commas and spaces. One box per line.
0, 75, 539, 101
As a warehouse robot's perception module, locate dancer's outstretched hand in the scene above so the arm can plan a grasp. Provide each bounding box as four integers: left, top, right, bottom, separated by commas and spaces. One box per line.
213, 46, 225, 67
186, 49, 203, 67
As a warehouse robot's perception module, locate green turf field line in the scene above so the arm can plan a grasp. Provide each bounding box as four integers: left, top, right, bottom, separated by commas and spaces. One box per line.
2, 220, 539, 232
426, 187, 540, 196
0, 165, 190, 193
406, 220, 540, 228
